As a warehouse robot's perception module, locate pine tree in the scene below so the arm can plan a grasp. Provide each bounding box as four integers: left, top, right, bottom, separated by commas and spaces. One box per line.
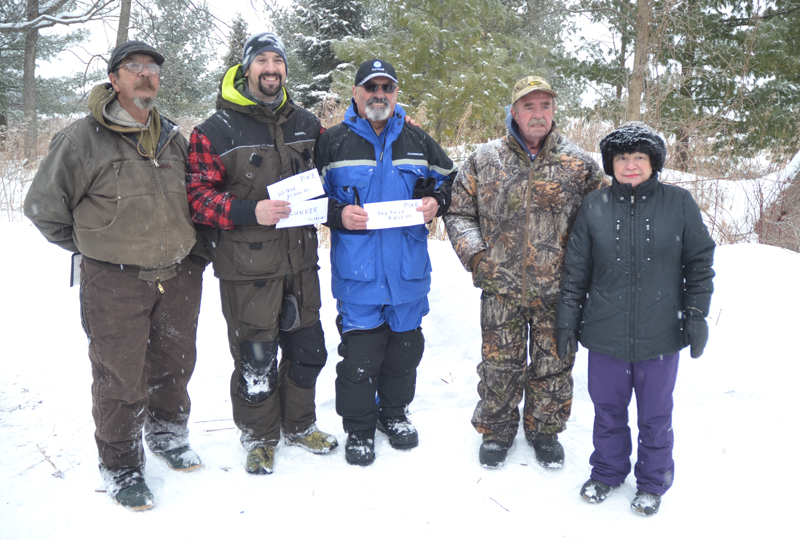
270, 0, 369, 108
130, 0, 220, 118
222, 14, 248, 70
331, 0, 568, 143
570, 0, 800, 168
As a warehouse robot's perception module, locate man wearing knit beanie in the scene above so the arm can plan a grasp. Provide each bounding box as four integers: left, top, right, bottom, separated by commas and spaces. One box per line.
186, 32, 338, 476
241, 32, 289, 105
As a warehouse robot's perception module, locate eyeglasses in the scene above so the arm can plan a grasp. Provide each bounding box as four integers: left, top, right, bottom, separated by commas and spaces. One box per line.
361, 82, 397, 94
121, 62, 161, 75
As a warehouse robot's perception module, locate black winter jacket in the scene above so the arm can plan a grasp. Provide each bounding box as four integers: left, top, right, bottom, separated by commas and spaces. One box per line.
555, 174, 715, 362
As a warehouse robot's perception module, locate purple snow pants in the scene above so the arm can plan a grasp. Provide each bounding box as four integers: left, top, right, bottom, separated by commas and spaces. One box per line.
587, 350, 679, 496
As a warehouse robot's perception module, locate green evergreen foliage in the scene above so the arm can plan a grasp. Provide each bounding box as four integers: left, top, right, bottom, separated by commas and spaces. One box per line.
331, 0, 570, 143
270, 0, 369, 108
222, 14, 248, 70
571, 0, 800, 165
130, 0, 220, 118
1, 28, 91, 120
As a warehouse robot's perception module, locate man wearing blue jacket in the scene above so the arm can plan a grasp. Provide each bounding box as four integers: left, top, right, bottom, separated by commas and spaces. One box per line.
315, 59, 455, 465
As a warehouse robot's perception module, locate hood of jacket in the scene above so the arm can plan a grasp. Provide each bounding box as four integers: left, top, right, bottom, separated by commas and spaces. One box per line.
216, 64, 289, 116
87, 82, 162, 156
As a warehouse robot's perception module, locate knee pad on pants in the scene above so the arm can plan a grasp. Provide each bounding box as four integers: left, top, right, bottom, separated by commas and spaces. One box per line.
285, 321, 328, 388
238, 340, 279, 403
383, 327, 425, 374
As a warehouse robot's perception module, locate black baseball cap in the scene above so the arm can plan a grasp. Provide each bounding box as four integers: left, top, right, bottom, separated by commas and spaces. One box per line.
107, 41, 165, 74
354, 59, 398, 86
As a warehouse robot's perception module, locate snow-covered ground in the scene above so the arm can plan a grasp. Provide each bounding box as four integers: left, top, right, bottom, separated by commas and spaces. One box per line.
1, 221, 797, 539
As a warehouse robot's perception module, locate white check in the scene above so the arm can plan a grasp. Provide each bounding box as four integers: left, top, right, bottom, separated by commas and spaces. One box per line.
364, 199, 425, 230
267, 169, 325, 202
276, 198, 329, 229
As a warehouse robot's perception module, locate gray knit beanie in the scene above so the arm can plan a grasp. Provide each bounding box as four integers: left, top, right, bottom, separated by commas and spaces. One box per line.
242, 33, 288, 74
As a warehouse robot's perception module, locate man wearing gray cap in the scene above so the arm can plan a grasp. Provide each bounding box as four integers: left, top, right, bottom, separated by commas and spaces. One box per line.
445, 76, 605, 469
24, 41, 206, 511
187, 32, 338, 476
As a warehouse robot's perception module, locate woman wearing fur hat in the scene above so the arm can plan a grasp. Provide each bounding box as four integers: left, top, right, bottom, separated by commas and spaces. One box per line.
555, 122, 715, 516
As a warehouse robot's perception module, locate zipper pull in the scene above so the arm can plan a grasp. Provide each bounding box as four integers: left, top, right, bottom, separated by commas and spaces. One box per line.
379, 152, 383, 162
154, 159, 159, 167
157, 279, 164, 293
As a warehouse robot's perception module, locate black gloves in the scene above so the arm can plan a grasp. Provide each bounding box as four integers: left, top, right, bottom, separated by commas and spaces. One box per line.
413, 176, 453, 217
556, 328, 578, 361
682, 313, 709, 359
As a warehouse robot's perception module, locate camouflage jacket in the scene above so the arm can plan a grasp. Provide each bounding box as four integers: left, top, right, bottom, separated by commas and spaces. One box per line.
444, 122, 605, 306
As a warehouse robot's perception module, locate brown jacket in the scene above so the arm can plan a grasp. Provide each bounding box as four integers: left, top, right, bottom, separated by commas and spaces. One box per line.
190, 65, 320, 282
24, 83, 196, 280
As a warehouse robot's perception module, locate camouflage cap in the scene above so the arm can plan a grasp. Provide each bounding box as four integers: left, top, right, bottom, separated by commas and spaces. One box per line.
511, 76, 558, 104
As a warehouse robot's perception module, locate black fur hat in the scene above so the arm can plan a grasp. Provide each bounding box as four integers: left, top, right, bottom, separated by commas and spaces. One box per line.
599, 122, 667, 177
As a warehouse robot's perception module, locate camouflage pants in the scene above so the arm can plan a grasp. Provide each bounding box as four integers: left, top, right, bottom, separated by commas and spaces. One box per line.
472, 292, 575, 443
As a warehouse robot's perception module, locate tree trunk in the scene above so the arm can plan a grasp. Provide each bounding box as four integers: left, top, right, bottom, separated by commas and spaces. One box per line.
626, 0, 651, 121
117, 0, 132, 45
616, 36, 628, 103
23, 0, 39, 162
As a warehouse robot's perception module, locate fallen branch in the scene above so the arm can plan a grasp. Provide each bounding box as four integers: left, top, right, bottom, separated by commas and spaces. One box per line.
37, 445, 64, 479
489, 497, 509, 512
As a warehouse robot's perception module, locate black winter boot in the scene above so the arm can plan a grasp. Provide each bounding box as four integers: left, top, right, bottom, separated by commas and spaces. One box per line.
345, 428, 376, 466
527, 433, 565, 469
581, 478, 613, 503
631, 490, 661, 516
479, 439, 512, 468
377, 415, 419, 449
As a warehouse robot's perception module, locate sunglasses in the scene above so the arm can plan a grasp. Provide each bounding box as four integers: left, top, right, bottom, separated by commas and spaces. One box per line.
121, 62, 161, 75
361, 82, 398, 94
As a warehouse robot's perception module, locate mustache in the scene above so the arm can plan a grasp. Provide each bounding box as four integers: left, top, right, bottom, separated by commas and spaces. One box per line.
366, 97, 389, 106
527, 119, 546, 127
135, 79, 155, 90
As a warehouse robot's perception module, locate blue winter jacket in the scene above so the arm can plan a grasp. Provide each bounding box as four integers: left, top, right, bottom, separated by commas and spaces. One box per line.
315, 101, 455, 306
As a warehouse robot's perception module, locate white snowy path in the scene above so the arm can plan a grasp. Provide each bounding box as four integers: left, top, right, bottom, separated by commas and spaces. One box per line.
1, 221, 797, 539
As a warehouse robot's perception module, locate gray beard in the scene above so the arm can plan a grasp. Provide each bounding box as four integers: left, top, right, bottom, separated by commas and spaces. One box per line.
133, 96, 156, 111
365, 103, 392, 123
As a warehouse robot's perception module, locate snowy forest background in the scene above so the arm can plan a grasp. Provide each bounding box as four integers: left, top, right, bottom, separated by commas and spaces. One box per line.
2, 0, 800, 244
2, 1, 800, 536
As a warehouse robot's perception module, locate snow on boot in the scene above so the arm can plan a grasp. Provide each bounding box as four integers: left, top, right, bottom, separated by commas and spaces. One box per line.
345, 429, 375, 466
245, 446, 275, 475
479, 439, 512, 468
377, 416, 419, 449
284, 423, 339, 454
527, 434, 565, 469
115, 482, 154, 512
580, 478, 613, 503
631, 490, 661, 516
156, 446, 202, 472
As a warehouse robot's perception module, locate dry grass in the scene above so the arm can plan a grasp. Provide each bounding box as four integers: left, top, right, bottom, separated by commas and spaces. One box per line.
0, 119, 73, 222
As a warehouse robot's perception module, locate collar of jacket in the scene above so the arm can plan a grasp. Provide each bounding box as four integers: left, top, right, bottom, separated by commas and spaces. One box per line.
217, 64, 289, 115
344, 98, 406, 145
611, 172, 660, 199
504, 118, 560, 165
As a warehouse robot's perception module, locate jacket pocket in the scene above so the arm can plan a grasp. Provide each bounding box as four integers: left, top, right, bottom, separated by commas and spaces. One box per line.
334, 230, 376, 282
228, 227, 282, 275
400, 225, 431, 280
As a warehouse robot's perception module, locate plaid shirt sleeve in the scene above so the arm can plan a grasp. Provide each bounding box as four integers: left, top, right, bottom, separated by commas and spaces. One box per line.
186, 129, 235, 230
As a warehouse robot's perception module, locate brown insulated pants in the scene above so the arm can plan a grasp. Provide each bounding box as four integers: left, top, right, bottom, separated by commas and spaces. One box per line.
80, 257, 203, 488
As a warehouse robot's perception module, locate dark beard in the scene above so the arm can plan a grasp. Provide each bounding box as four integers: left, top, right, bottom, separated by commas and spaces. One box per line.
258, 75, 283, 101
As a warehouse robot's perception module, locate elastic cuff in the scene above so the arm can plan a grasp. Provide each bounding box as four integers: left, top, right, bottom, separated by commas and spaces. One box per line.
230, 199, 258, 226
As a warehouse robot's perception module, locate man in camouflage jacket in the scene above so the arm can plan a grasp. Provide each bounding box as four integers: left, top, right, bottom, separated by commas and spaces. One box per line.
444, 76, 605, 469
